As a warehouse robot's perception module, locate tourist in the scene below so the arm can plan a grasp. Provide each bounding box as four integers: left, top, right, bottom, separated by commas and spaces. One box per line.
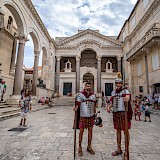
19, 92, 32, 127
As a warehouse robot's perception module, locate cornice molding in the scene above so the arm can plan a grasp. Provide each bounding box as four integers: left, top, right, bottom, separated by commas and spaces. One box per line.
56, 44, 122, 50
57, 29, 122, 46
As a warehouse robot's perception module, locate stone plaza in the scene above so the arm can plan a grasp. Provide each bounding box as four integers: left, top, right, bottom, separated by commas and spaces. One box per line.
0, 102, 160, 160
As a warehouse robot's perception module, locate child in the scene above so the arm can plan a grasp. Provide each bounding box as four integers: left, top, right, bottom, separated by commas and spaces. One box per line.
19, 92, 32, 127
134, 102, 141, 121
144, 102, 151, 122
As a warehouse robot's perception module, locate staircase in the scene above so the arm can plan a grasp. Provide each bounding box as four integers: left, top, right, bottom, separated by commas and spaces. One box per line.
52, 97, 75, 106
0, 102, 20, 121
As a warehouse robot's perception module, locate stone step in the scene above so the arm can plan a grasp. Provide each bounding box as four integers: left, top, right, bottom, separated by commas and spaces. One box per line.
0, 108, 20, 116
0, 102, 11, 108
0, 104, 51, 121
0, 112, 20, 121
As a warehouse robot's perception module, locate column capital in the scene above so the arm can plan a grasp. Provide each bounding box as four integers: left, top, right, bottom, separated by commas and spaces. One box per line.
116, 56, 122, 61
96, 55, 102, 61
142, 47, 150, 54
56, 56, 61, 61
76, 55, 81, 61
34, 51, 40, 57
18, 35, 28, 44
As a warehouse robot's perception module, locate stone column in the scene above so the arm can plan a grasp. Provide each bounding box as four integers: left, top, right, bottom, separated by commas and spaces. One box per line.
145, 54, 149, 94
10, 37, 18, 74
0, 9, 5, 28
76, 55, 80, 93
97, 56, 102, 93
32, 51, 40, 96
13, 36, 26, 95
55, 56, 61, 93
117, 56, 122, 72
143, 48, 150, 94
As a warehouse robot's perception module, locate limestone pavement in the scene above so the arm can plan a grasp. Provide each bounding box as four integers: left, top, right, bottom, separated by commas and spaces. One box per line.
0, 104, 160, 160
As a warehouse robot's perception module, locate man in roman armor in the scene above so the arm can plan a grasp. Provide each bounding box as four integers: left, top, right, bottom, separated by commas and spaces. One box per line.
73, 81, 96, 156
107, 72, 132, 160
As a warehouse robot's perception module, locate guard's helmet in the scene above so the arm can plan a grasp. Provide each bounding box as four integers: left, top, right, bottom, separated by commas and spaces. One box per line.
115, 72, 123, 84
95, 117, 102, 126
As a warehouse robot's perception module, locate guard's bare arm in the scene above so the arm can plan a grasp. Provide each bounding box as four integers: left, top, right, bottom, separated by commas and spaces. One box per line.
107, 103, 112, 113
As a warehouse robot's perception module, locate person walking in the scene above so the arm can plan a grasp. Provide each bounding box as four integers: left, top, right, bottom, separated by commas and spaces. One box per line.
19, 91, 32, 127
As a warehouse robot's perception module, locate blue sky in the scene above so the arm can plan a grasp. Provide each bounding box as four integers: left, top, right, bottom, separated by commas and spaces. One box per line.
24, 0, 137, 68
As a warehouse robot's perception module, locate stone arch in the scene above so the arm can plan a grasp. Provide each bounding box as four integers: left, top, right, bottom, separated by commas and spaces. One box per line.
41, 43, 49, 59
27, 27, 41, 52
83, 72, 94, 92
80, 49, 97, 68
3, 2, 26, 35
77, 42, 100, 57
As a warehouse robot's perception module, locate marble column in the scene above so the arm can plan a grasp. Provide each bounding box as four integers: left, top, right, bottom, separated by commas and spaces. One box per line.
117, 56, 122, 72
32, 51, 40, 96
97, 56, 102, 93
76, 55, 80, 93
55, 56, 61, 93
13, 36, 26, 95
10, 37, 18, 74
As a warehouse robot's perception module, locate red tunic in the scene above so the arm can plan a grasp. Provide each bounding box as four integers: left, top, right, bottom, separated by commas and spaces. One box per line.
110, 88, 132, 131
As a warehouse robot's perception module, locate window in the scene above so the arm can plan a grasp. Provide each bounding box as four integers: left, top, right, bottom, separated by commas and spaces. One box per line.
7, 16, 13, 30
131, 15, 136, 27
143, 0, 149, 8
137, 63, 142, 76
139, 86, 143, 92
152, 52, 159, 70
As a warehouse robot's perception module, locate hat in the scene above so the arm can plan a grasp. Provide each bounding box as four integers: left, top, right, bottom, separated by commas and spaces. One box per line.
115, 72, 123, 84
95, 117, 102, 126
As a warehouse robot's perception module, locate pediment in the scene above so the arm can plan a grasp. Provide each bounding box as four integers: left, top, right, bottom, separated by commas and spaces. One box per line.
56, 29, 122, 48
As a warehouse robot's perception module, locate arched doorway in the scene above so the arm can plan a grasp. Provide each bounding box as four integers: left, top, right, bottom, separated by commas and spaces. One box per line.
83, 73, 94, 92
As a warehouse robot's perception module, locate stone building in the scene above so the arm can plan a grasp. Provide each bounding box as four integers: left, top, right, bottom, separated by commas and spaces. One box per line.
0, 0, 160, 103
118, 0, 160, 97
55, 30, 122, 96
0, 0, 55, 103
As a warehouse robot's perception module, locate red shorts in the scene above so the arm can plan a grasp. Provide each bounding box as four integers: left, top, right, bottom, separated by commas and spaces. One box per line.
79, 116, 95, 129
113, 112, 131, 131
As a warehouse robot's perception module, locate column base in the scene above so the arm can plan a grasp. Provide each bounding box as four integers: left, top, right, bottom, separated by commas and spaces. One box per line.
6, 95, 21, 107
31, 96, 37, 106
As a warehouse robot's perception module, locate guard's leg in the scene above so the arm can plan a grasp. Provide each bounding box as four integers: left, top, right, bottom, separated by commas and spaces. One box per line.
87, 127, 95, 155
78, 128, 84, 156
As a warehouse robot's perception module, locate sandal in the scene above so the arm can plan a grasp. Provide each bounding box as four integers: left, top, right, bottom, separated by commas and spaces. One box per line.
78, 147, 83, 156
112, 150, 122, 156
123, 152, 128, 160
87, 146, 95, 155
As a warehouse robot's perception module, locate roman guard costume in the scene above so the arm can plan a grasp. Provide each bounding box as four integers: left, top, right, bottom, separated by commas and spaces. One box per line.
75, 89, 96, 156
111, 88, 131, 131
110, 72, 132, 160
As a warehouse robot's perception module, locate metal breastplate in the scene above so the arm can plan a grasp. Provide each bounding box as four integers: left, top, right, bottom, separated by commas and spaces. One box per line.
112, 92, 125, 112
79, 94, 95, 117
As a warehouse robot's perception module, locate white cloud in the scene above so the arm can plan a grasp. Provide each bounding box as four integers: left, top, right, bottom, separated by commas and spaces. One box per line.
23, 0, 137, 67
